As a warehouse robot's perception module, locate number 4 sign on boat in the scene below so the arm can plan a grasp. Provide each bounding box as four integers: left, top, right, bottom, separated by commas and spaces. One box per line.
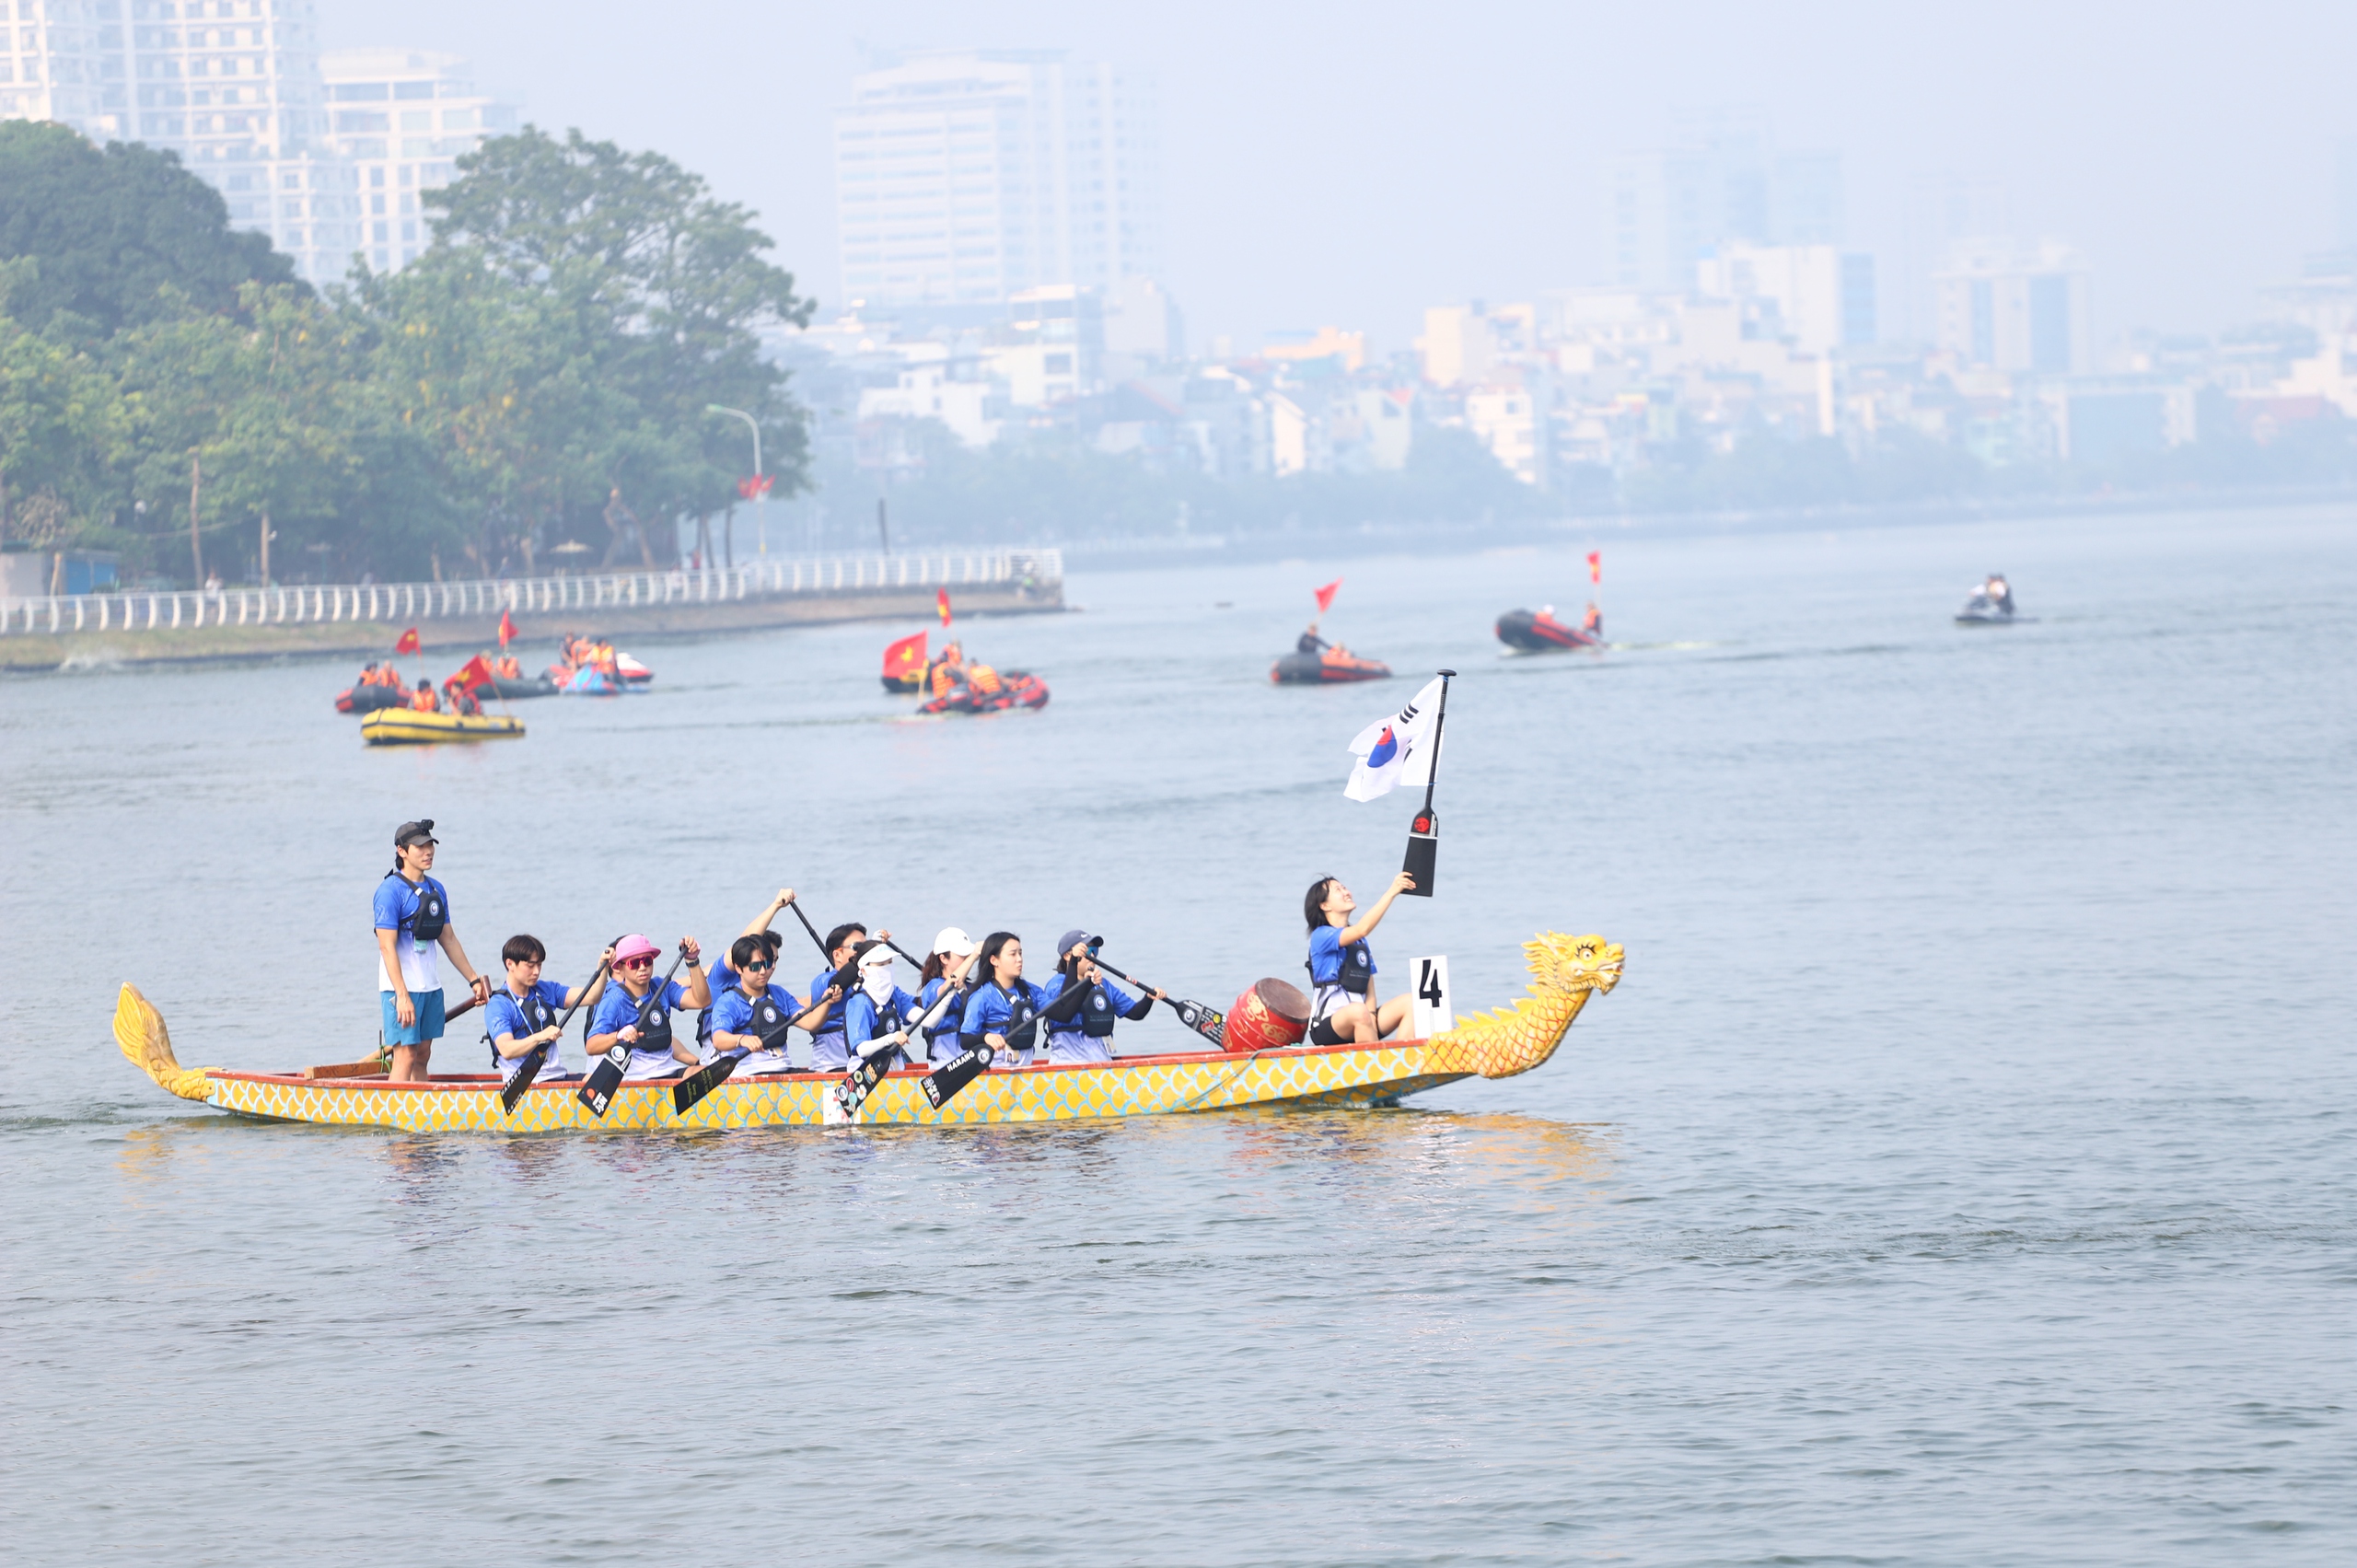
1411, 956, 1452, 1040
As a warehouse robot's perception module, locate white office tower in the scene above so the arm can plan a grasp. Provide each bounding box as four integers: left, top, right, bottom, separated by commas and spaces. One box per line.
834, 49, 1164, 308
1933, 238, 2092, 376
1, 0, 359, 285
319, 49, 518, 273
1605, 110, 1843, 294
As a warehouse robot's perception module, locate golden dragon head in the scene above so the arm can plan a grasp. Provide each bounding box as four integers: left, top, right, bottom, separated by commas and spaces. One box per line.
1423, 932, 1623, 1080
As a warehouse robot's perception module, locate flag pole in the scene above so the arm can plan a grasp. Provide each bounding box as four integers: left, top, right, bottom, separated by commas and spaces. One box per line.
1401, 668, 1454, 898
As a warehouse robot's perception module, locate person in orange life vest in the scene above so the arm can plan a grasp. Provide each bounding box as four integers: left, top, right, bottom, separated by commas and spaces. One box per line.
409, 679, 440, 712
493, 654, 522, 680
443, 679, 482, 717
927, 641, 966, 697
967, 663, 1003, 698
1582, 601, 1602, 637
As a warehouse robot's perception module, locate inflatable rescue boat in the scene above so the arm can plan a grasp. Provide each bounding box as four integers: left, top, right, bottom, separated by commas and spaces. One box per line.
1271, 648, 1393, 684
1495, 608, 1601, 652
360, 709, 526, 746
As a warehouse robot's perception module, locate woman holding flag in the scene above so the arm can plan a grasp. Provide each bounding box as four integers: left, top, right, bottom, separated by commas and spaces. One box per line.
1303, 872, 1415, 1045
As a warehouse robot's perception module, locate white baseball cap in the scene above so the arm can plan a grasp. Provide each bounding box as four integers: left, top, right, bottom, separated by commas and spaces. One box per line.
931, 927, 977, 958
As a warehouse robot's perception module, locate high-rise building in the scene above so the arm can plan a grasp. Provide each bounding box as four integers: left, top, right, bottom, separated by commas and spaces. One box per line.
319, 49, 518, 273
833, 49, 1163, 308
1604, 110, 1845, 293
2, 0, 360, 285
1694, 244, 1876, 354
1933, 238, 2092, 376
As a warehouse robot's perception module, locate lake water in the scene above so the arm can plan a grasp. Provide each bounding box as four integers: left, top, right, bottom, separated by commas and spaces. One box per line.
3, 503, 2352, 1566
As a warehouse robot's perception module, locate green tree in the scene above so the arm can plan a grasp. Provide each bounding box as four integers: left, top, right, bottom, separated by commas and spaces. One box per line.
0, 260, 131, 552
0, 121, 301, 338
422, 127, 816, 550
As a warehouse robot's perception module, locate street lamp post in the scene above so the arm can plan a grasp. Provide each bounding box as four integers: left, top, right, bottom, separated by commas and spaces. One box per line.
705, 405, 766, 557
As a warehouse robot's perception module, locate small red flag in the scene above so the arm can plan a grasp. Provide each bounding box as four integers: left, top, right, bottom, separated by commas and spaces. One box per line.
394, 627, 421, 655
883, 631, 927, 678
936, 588, 953, 628
1586, 551, 1601, 585
1314, 577, 1342, 615
497, 609, 517, 647
450, 654, 494, 691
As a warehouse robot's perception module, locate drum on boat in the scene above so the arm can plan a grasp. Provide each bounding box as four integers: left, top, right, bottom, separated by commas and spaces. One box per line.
1224, 978, 1310, 1053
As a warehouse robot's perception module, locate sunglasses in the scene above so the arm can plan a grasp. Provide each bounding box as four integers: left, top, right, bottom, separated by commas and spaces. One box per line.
619, 957, 656, 970
741, 959, 772, 972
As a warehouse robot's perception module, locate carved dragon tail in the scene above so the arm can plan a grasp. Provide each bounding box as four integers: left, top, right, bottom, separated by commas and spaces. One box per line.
1424, 933, 1624, 1080
115, 984, 215, 1102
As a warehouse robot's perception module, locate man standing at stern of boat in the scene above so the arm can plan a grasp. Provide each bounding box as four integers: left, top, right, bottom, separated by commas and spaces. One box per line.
374, 819, 491, 1082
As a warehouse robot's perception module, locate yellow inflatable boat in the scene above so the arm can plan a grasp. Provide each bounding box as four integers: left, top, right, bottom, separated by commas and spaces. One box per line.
359, 709, 525, 745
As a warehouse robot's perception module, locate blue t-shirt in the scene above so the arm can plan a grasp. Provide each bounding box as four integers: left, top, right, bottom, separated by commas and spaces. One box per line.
590, 978, 688, 1067
709, 982, 805, 1044
484, 980, 572, 1079
961, 980, 1050, 1040
372, 874, 451, 993
808, 969, 851, 1037
1307, 925, 1375, 988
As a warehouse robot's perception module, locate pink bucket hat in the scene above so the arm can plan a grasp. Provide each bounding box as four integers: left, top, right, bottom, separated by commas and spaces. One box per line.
612, 933, 661, 964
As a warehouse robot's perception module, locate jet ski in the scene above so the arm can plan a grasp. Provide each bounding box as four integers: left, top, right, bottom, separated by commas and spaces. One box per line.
1955, 587, 2031, 625
1496, 608, 1601, 652
1271, 648, 1392, 684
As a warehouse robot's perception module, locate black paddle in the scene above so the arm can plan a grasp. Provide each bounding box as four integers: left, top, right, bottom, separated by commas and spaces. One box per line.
576, 943, 691, 1119
1088, 949, 1226, 1048
499, 957, 612, 1114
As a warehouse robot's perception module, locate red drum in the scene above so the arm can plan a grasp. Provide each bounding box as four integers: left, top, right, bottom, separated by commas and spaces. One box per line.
1224, 979, 1310, 1054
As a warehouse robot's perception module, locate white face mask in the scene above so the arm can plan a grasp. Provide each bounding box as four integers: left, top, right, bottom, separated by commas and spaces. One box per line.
861, 963, 895, 1003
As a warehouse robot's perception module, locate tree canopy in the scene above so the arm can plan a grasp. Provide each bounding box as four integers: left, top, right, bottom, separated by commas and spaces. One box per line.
0, 121, 300, 337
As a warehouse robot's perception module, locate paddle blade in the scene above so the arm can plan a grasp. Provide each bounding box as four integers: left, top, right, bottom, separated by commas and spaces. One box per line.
921, 1046, 991, 1109
672, 1051, 742, 1115
833, 1042, 902, 1120
1168, 998, 1226, 1047
577, 1051, 625, 1118
500, 1042, 550, 1114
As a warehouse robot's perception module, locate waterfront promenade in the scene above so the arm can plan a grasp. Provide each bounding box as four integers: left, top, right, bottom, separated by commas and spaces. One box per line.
0, 546, 1062, 668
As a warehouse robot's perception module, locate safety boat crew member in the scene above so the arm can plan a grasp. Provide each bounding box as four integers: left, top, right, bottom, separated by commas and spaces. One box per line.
844, 944, 922, 1072
699, 888, 799, 1058
586, 933, 710, 1079
960, 932, 1053, 1068
914, 929, 982, 1064
808, 921, 889, 1072
1304, 872, 1416, 1044
373, 819, 490, 1083
484, 935, 613, 1089
706, 935, 831, 1076
1041, 931, 1163, 1064
1297, 621, 1331, 656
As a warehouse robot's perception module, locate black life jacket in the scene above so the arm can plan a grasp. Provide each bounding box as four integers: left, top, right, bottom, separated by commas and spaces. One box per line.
1309, 934, 1374, 996
489, 986, 557, 1070
1081, 983, 1119, 1038
385, 872, 448, 944
629, 982, 673, 1054
737, 989, 791, 1051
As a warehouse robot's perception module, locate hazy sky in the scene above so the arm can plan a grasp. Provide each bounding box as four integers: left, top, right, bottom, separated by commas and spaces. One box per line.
319, 1, 2357, 354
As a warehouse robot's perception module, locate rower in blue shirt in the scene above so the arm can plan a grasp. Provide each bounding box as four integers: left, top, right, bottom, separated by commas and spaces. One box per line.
698, 887, 800, 1056
1039, 929, 1163, 1064
844, 944, 923, 1073
912, 928, 983, 1064
808, 919, 891, 1072
958, 931, 1054, 1068
707, 934, 833, 1076
586, 933, 711, 1079
1304, 871, 1415, 1045
483, 934, 612, 1089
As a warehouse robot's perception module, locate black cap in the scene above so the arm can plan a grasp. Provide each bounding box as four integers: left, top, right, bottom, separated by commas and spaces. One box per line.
394, 819, 438, 848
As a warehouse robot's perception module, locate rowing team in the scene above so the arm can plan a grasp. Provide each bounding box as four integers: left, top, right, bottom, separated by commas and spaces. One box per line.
373, 818, 1422, 1092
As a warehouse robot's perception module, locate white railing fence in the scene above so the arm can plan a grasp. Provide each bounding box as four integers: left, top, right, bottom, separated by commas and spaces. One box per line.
0, 547, 1062, 636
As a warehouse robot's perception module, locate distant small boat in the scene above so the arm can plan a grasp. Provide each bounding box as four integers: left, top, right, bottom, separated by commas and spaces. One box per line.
471, 675, 562, 701
1271, 648, 1392, 684
333, 683, 405, 714
1496, 608, 1601, 652
360, 709, 526, 746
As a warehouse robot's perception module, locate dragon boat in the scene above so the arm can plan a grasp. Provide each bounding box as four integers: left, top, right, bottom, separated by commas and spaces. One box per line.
115, 933, 1622, 1133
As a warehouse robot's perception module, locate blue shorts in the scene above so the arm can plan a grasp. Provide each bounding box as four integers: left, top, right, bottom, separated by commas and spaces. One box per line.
380, 988, 447, 1047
